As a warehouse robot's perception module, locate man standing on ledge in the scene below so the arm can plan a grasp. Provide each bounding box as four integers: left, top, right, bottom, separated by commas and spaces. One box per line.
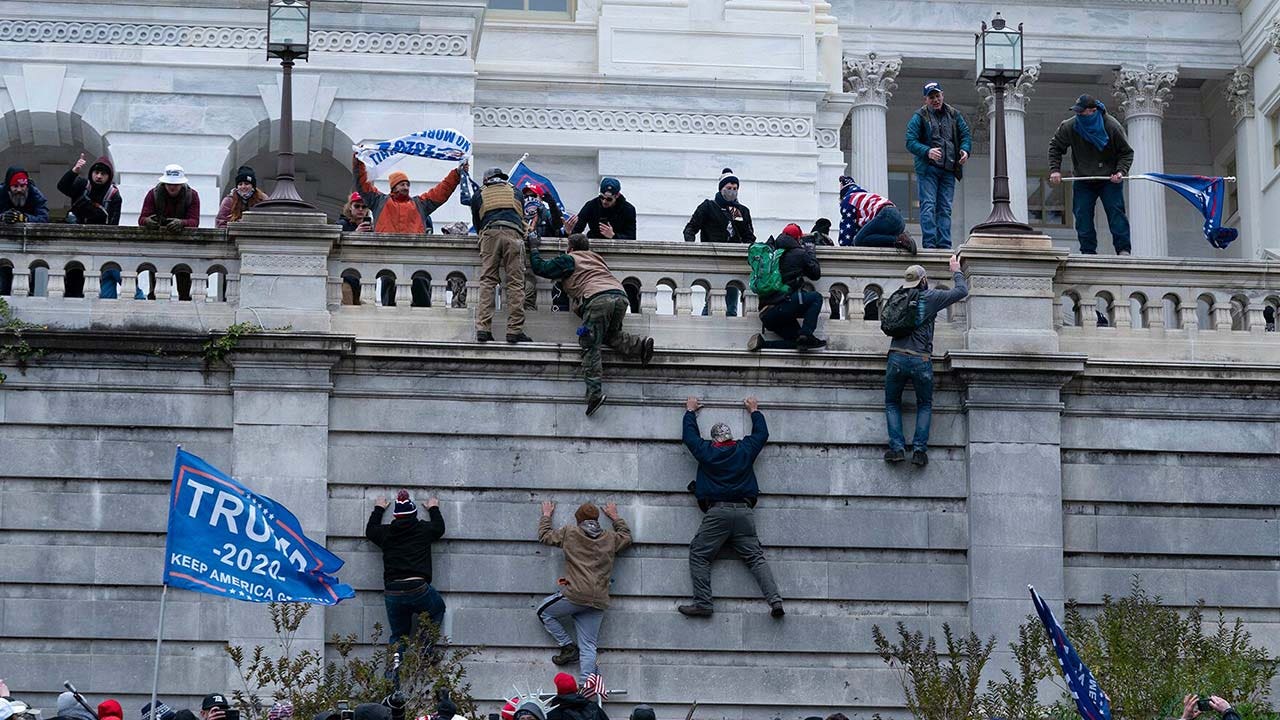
678, 396, 783, 619
683, 168, 755, 244
366, 490, 447, 651
905, 82, 970, 250
1048, 94, 1133, 255
472, 166, 533, 344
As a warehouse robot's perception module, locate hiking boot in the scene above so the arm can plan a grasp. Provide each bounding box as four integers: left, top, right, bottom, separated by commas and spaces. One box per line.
895, 231, 918, 255
640, 337, 655, 365
884, 448, 906, 463
911, 449, 929, 467
506, 332, 533, 344
797, 335, 827, 350
770, 601, 786, 618
476, 330, 494, 342
747, 333, 763, 352
678, 603, 714, 617
552, 643, 580, 666
586, 393, 607, 416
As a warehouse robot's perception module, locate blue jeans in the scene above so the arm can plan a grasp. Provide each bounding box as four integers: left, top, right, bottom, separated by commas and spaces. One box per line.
917, 165, 957, 249
384, 579, 446, 649
759, 290, 823, 348
1072, 179, 1131, 254
852, 207, 906, 247
884, 352, 934, 452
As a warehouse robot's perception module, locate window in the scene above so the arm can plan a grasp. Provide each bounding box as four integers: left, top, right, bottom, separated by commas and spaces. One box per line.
887, 168, 919, 221
1028, 173, 1068, 227
487, 0, 570, 14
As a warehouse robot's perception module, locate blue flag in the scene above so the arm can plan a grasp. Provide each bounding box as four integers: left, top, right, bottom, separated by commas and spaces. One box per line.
509, 160, 569, 218
1139, 173, 1238, 250
1030, 586, 1111, 720
163, 448, 355, 605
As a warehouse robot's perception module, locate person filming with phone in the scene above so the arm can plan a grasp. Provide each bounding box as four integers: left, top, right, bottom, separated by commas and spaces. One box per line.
200, 694, 237, 720
1181, 694, 1239, 720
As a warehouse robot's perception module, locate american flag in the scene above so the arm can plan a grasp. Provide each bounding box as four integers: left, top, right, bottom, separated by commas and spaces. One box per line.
838, 182, 894, 246
581, 673, 608, 701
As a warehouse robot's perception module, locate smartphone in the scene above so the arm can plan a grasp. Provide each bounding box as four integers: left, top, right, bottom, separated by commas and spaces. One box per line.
225, 711, 240, 720
1197, 697, 1213, 712
489, 715, 500, 720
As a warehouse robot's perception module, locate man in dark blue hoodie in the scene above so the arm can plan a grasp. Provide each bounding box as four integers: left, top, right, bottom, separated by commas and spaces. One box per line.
678, 396, 783, 618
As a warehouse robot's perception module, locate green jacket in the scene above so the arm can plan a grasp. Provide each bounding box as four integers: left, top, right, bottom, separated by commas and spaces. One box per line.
1048, 113, 1134, 177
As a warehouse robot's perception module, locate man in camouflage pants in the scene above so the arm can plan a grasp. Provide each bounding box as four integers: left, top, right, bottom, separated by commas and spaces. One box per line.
528, 233, 655, 416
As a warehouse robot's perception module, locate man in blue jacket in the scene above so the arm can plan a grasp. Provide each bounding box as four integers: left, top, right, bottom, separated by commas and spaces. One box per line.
678, 396, 783, 619
905, 83, 971, 250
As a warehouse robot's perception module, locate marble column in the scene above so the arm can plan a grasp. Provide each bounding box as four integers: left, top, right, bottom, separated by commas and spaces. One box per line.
842, 53, 901, 195
978, 65, 1040, 224
1114, 64, 1178, 257
1227, 67, 1262, 259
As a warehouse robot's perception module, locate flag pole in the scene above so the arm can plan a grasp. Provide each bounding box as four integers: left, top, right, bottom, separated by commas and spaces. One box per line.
508, 153, 530, 180
1061, 175, 1236, 182
148, 584, 169, 720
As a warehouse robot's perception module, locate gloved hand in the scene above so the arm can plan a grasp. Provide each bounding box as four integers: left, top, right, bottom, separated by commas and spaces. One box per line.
164, 218, 186, 232
526, 233, 542, 250
1, 209, 26, 224
143, 216, 162, 229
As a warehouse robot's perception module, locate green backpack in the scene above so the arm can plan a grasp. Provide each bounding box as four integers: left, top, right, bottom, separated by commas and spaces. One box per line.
748, 239, 789, 296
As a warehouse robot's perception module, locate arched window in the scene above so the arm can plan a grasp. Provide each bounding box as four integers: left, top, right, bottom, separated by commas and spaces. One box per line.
63, 261, 85, 299
340, 269, 362, 306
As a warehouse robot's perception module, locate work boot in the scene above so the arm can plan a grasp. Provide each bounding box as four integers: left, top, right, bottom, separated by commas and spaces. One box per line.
586, 393, 607, 416
552, 643, 580, 666
884, 448, 906, 463
797, 335, 827, 350
747, 333, 763, 352
476, 330, 494, 342
770, 601, 786, 618
678, 603, 713, 617
506, 332, 533, 344
911, 449, 929, 467
640, 337, 655, 365
895, 231, 918, 255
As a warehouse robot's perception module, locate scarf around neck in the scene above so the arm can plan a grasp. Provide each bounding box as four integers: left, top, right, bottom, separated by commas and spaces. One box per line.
1074, 104, 1110, 151
579, 519, 603, 538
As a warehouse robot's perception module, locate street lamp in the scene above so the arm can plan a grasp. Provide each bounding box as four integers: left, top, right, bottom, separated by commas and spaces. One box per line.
256, 0, 315, 210
971, 13, 1034, 234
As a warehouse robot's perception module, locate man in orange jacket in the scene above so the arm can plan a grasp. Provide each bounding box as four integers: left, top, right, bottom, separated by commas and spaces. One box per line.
353, 154, 465, 234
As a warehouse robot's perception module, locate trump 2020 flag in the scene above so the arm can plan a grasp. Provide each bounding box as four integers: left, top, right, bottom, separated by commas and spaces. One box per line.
353, 128, 472, 177
509, 160, 569, 218
164, 448, 354, 605
1138, 173, 1239, 250
1030, 585, 1111, 720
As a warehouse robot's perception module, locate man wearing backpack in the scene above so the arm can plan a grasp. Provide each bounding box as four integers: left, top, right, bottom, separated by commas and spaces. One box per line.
747, 223, 826, 351
882, 255, 967, 466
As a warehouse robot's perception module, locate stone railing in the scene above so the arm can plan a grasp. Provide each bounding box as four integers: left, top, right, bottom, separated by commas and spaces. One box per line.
3, 216, 1278, 363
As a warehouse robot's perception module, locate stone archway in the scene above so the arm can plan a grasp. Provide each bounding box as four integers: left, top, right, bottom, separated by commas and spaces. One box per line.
222, 117, 355, 221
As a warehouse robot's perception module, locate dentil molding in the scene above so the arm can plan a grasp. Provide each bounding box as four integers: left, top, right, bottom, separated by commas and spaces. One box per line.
1113, 63, 1179, 119
0, 21, 469, 56
473, 106, 814, 139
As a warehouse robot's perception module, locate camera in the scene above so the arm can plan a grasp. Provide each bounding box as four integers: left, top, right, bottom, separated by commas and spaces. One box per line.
338, 701, 353, 720
1198, 696, 1213, 713
225, 711, 240, 720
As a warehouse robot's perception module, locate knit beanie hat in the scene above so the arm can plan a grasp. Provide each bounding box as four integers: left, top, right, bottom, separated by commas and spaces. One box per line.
575, 503, 599, 523
234, 165, 257, 188
718, 168, 739, 189
435, 699, 458, 720
629, 707, 656, 720
98, 700, 124, 720
513, 701, 546, 720
141, 701, 177, 720
388, 171, 410, 189
812, 218, 832, 234
711, 422, 733, 442
352, 704, 389, 720
8, 171, 28, 188
838, 175, 857, 192
781, 223, 803, 239
392, 490, 417, 517
554, 672, 578, 695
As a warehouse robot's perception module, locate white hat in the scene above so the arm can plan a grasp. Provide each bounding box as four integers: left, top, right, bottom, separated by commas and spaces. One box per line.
158, 164, 189, 185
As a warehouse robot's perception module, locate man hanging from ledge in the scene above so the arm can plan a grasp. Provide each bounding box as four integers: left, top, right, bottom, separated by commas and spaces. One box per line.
352, 152, 465, 235
528, 233, 655, 416
366, 490, 447, 656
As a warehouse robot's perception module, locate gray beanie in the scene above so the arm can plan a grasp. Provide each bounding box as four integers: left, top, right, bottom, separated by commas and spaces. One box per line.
710, 422, 733, 442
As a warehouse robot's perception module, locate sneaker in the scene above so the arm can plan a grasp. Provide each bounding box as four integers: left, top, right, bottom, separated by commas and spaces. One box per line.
747, 333, 763, 352
911, 450, 928, 467
640, 337, 655, 365
884, 448, 906, 463
552, 643, 580, 666
586, 393, 607, 416
770, 601, 785, 618
1118, 251, 1131, 256
895, 231, 918, 255
678, 603, 714, 617
506, 332, 533, 344
476, 330, 494, 342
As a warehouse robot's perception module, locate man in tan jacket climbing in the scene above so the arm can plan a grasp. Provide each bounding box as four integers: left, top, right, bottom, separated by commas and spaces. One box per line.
536, 500, 632, 682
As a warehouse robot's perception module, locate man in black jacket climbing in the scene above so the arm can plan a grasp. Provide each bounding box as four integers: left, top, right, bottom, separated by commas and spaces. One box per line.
748, 223, 826, 351
678, 396, 783, 618
366, 490, 447, 649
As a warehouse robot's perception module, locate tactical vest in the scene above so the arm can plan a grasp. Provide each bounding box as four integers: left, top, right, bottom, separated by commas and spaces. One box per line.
478, 183, 521, 218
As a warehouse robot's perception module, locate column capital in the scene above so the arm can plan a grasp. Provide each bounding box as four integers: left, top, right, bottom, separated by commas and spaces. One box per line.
1226, 66, 1255, 123
842, 52, 901, 108
976, 64, 1041, 114
1270, 19, 1280, 56
1113, 63, 1178, 120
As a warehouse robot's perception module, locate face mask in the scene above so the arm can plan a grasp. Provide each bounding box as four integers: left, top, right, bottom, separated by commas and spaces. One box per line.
237, 188, 255, 200
721, 188, 738, 203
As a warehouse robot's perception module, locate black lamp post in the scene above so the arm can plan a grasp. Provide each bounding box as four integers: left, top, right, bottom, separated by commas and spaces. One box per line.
256, 0, 316, 211
971, 13, 1034, 234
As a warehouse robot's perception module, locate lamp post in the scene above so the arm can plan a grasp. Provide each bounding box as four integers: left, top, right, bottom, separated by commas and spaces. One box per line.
256, 0, 315, 211
971, 13, 1034, 234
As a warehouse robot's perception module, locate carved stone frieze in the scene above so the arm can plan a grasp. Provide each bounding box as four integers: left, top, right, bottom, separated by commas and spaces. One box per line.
473, 106, 813, 138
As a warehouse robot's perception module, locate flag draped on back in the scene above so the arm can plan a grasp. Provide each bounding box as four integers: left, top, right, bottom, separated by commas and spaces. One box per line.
1030, 586, 1111, 720
1137, 173, 1238, 249
163, 448, 355, 605
509, 160, 569, 218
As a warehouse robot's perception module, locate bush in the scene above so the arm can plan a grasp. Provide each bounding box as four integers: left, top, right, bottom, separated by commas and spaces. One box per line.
872, 622, 995, 720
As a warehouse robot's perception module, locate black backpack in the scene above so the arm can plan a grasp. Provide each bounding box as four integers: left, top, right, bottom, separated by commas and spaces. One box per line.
880, 287, 924, 338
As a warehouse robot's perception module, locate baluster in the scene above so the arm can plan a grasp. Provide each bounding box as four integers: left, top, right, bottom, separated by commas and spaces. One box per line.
466, 281, 480, 309
1114, 298, 1132, 330
224, 276, 241, 305
155, 272, 174, 301
1213, 306, 1232, 332
1082, 304, 1099, 329
191, 274, 208, 302
395, 281, 411, 306
47, 271, 66, 298
705, 288, 726, 317
123, 272, 141, 300
327, 278, 342, 308
1144, 301, 1164, 331
12, 270, 29, 297
675, 287, 692, 315
1180, 305, 1199, 331
84, 271, 101, 300
640, 286, 657, 314
361, 280, 377, 306
742, 292, 759, 315
537, 285, 553, 309
1248, 307, 1266, 335
431, 281, 447, 307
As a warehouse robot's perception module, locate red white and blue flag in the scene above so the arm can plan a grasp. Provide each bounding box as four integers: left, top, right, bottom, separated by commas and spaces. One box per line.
581, 673, 608, 702
1030, 585, 1110, 720
1138, 173, 1238, 250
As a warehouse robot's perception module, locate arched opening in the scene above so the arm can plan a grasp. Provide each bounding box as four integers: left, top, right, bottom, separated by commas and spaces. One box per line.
1162, 293, 1182, 329
828, 283, 849, 320
411, 270, 432, 308
863, 284, 883, 322
136, 263, 158, 301
1196, 294, 1216, 330
341, 268, 362, 306
655, 278, 677, 316
28, 260, 48, 297
1264, 296, 1278, 332
171, 264, 193, 301
0, 108, 111, 223
692, 279, 710, 316
1128, 292, 1148, 329
1060, 291, 1081, 327
1230, 295, 1249, 331
99, 262, 122, 299
1094, 292, 1115, 328
63, 261, 85, 299
207, 264, 229, 303
621, 277, 642, 315
0, 259, 13, 296
376, 269, 397, 307
726, 281, 746, 318
446, 272, 468, 308
222, 118, 357, 221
